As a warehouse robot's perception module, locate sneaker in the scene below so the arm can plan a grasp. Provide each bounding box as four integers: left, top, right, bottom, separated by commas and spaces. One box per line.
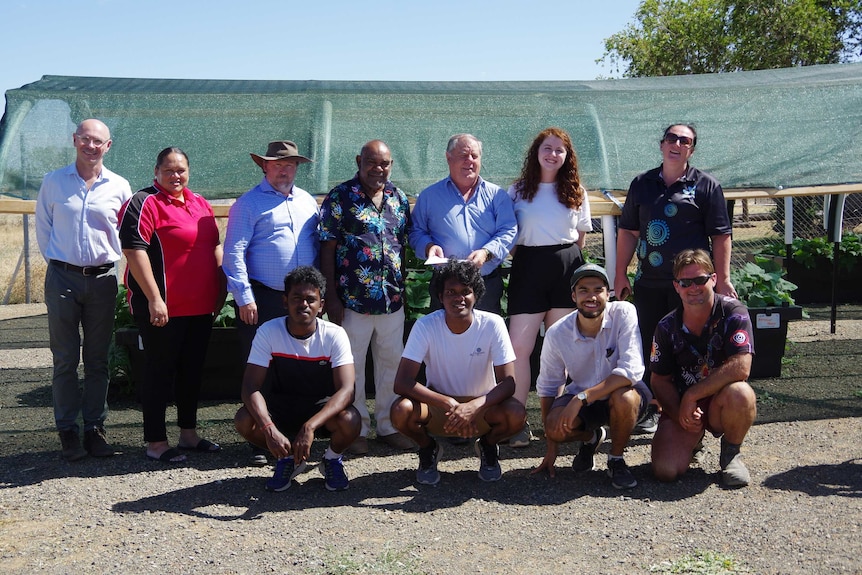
250, 444, 269, 467
58, 429, 87, 462
633, 405, 659, 434
265, 457, 307, 492
347, 436, 369, 456
474, 436, 502, 482
607, 458, 637, 489
378, 432, 416, 451
83, 427, 118, 457
416, 439, 443, 485
572, 427, 607, 472
319, 456, 349, 491
507, 422, 534, 448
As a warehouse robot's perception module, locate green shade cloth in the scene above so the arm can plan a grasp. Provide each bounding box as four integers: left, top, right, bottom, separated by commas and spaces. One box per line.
2, 63, 861, 200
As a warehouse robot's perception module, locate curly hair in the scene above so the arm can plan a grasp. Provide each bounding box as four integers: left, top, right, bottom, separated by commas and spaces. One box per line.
512, 127, 583, 210
431, 259, 486, 303
283, 266, 327, 295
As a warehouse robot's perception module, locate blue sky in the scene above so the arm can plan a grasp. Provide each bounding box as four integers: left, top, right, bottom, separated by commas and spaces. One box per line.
1, 0, 642, 101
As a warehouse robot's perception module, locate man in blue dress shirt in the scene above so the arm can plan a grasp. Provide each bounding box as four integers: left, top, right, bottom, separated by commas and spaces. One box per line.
409, 134, 517, 314
36, 118, 132, 461
224, 140, 319, 465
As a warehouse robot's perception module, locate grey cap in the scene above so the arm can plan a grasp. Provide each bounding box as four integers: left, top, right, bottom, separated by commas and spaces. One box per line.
570, 263, 610, 289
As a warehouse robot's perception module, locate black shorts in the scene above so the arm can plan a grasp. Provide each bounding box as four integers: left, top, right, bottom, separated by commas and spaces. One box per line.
551, 387, 651, 432
507, 243, 584, 315
264, 392, 332, 437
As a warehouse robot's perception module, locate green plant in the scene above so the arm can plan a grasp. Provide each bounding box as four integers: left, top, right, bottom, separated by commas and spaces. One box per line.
649, 549, 750, 574
213, 294, 237, 327
730, 257, 798, 308
402, 246, 432, 321
762, 233, 862, 273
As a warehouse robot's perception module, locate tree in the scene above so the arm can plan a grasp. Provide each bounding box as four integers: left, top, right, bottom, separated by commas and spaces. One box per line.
601, 0, 862, 77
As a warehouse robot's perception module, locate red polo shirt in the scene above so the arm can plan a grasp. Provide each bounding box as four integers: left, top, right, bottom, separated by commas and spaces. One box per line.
119, 182, 220, 317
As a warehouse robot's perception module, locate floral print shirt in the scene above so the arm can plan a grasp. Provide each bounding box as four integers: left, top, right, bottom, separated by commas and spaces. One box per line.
319, 176, 411, 315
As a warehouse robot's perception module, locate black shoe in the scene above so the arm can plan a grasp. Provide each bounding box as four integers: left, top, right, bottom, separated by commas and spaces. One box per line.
633, 405, 659, 434
249, 444, 269, 467
59, 430, 87, 462
607, 458, 637, 489
83, 427, 118, 457
572, 427, 607, 472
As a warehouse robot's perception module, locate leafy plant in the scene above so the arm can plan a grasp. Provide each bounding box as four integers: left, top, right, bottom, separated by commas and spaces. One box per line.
730, 256, 798, 308
761, 233, 862, 273
649, 549, 750, 574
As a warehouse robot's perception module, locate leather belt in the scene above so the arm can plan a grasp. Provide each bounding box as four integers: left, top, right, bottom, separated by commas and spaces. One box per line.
51, 260, 114, 276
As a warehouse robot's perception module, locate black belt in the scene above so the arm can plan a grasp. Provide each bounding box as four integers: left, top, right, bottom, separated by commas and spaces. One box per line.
51, 260, 114, 276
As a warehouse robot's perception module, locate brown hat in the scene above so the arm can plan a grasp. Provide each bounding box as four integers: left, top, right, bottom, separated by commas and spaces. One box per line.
250, 141, 312, 168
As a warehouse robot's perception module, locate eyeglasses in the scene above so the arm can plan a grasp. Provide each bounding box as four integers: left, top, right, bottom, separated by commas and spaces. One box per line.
674, 275, 712, 288
75, 135, 108, 148
663, 133, 694, 148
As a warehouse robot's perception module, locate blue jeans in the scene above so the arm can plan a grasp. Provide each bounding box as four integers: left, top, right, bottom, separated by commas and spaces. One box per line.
45, 263, 118, 433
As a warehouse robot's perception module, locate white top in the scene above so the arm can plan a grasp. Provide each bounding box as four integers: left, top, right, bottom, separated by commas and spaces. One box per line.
402, 309, 516, 397
536, 300, 651, 400
248, 317, 353, 369
508, 182, 592, 246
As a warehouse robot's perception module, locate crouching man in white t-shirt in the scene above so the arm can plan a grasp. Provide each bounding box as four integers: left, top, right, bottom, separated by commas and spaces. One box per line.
390, 259, 526, 485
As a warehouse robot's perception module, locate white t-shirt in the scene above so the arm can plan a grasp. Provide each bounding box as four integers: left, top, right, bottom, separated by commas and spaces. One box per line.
248, 317, 353, 369
402, 309, 516, 397
508, 182, 593, 246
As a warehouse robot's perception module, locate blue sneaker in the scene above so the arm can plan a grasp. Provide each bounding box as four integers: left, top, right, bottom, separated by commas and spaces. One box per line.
474, 436, 502, 482
320, 456, 349, 491
416, 439, 443, 486
266, 457, 307, 492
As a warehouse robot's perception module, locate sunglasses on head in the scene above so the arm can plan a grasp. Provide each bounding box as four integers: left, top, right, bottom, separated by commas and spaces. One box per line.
674, 275, 712, 288
663, 133, 694, 148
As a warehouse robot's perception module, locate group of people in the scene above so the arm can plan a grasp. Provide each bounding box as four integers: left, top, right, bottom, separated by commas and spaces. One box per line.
35, 118, 757, 493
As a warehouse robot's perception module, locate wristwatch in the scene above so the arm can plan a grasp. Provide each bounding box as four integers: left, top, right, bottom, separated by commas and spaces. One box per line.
576, 391, 588, 406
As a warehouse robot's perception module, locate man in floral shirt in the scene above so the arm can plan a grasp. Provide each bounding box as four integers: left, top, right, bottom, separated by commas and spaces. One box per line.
319, 140, 414, 454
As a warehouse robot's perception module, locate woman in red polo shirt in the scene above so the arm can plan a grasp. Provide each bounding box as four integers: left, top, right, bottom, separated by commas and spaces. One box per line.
119, 147, 226, 463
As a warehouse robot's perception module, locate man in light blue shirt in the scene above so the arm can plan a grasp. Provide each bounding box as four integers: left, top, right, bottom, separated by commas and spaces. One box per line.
36, 118, 132, 461
409, 134, 517, 314
224, 140, 319, 466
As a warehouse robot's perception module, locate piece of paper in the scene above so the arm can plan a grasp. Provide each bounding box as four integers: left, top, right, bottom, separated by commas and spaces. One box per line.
424, 255, 450, 266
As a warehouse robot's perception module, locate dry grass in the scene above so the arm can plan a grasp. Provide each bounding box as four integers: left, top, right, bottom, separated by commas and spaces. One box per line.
0, 214, 46, 304
0, 213, 230, 305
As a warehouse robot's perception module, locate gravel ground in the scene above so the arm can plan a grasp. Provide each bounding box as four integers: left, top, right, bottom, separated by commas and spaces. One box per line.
1, 304, 861, 575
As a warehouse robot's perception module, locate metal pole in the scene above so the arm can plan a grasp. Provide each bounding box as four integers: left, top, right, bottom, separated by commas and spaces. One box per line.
23, 214, 31, 303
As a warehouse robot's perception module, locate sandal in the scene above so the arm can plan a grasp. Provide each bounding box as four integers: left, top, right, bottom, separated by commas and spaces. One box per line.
146, 447, 186, 463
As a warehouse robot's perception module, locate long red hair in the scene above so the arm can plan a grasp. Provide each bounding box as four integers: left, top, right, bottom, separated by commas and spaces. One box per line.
512, 127, 583, 210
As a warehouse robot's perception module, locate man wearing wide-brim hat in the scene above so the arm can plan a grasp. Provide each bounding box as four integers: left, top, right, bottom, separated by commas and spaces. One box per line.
224, 140, 319, 466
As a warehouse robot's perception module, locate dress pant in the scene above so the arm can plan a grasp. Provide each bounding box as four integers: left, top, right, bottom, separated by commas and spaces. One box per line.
45, 263, 117, 433
136, 313, 212, 442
